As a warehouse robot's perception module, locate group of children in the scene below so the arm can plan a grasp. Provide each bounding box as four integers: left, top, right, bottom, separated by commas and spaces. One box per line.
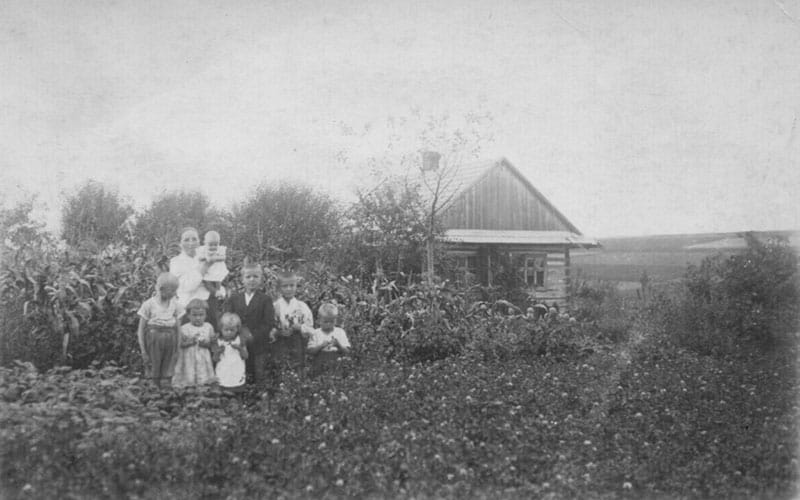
136, 227, 351, 390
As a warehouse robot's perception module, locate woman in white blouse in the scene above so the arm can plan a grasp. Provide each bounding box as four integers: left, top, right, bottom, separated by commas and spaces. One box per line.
168, 227, 210, 309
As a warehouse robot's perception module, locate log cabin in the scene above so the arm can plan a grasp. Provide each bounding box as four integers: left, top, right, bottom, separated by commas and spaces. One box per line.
432, 157, 599, 308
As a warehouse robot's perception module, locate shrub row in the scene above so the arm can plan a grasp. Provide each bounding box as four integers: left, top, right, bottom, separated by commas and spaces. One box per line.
644, 234, 799, 356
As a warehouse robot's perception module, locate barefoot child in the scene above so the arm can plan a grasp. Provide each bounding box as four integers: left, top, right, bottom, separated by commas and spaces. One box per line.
307, 303, 351, 377
272, 271, 314, 373
136, 272, 184, 388
223, 263, 276, 387
172, 298, 217, 388
215, 312, 248, 392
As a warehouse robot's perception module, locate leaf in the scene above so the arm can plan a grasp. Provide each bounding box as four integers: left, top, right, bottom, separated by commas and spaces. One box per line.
61, 331, 70, 360
66, 312, 80, 338
76, 301, 93, 317
113, 286, 129, 305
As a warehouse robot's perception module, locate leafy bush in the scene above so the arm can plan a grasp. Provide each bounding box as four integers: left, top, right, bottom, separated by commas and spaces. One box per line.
569, 279, 632, 343
1, 231, 159, 370
650, 234, 799, 355
61, 180, 134, 250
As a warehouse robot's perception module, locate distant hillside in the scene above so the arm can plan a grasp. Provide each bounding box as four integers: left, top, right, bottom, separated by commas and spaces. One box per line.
570, 230, 799, 283
592, 230, 799, 253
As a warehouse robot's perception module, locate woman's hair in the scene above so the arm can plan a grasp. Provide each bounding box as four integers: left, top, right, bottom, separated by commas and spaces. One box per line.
186, 298, 208, 311
220, 312, 242, 331
180, 227, 199, 240
155, 272, 179, 290
318, 302, 339, 318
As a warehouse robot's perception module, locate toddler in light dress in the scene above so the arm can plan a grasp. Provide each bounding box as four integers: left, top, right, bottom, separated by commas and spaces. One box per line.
215, 312, 248, 392
172, 298, 217, 388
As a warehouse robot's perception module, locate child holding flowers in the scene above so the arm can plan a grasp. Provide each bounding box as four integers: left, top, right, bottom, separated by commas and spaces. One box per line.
272, 271, 314, 373
136, 272, 184, 388
172, 298, 217, 388
307, 302, 351, 377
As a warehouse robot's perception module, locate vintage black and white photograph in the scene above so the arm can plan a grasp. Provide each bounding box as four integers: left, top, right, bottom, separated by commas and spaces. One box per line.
1, 1, 799, 498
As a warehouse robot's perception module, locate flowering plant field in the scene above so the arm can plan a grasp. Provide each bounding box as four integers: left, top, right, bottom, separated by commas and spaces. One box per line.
2, 328, 797, 499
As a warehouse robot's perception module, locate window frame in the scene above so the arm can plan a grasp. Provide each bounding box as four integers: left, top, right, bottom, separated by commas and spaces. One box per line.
523, 254, 547, 289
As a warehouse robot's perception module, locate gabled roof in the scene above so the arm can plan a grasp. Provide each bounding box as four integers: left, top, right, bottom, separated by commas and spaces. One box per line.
423, 156, 583, 234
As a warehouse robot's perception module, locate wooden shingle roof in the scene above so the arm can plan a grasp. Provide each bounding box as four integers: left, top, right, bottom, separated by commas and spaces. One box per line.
433, 157, 583, 227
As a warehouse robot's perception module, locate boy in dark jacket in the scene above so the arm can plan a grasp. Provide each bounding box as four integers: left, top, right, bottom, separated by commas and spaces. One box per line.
223, 263, 276, 388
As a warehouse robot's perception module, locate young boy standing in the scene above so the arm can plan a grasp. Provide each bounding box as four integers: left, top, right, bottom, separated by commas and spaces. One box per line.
272, 271, 314, 374
307, 303, 351, 377
223, 263, 276, 388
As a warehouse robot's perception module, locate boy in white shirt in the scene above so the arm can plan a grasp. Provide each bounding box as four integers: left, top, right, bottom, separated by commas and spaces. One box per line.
272, 271, 314, 373
307, 303, 351, 376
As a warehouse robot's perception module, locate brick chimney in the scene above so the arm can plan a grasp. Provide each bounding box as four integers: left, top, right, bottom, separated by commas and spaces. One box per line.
421, 150, 441, 171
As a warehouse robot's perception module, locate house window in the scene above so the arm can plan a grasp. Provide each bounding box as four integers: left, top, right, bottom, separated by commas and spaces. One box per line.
524, 255, 547, 288
454, 255, 478, 284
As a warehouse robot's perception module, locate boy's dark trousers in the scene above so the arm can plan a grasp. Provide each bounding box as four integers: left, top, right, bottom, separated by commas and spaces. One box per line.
245, 349, 269, 387
206, 294, 221, 331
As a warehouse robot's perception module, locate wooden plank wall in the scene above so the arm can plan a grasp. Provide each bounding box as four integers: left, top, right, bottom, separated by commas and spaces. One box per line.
443, 244, 571, 309
535, 250, 569, 310
442, 164, 571, 232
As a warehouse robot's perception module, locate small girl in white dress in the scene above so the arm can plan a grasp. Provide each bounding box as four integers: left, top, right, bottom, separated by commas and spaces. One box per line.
172, 299, 216, 388
197, 230, 229, 300
215, 312, 248, 391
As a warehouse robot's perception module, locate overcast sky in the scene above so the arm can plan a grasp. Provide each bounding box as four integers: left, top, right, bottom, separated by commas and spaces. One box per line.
2, 0, 799, 237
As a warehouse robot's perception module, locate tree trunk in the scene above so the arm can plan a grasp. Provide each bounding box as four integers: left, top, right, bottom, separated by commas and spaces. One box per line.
425, 237, 435, 285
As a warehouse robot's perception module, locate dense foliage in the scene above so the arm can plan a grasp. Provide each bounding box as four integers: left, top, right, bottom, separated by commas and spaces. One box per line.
647, 233, 799, 355
231, 184, 342, 264
61, 181, 134, 250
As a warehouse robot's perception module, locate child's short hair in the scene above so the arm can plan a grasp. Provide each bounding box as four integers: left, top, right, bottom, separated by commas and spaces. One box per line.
318, 302, 338, 318
186, 298, 208, 311
277, 271, 298, 285
204, 230, 220, 243
241, 262, 263, 275
220, 312, 242, 330
156, 272, 179, 290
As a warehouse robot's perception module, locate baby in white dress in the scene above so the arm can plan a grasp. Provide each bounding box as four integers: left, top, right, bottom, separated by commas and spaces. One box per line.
197, 230, 229, 300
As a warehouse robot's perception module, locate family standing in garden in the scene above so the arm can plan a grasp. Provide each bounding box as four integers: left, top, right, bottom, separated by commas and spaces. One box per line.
135, 227, 350, 389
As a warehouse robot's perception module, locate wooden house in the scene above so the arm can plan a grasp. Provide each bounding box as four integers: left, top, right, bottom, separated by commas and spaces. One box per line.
433, 157, 599, 308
